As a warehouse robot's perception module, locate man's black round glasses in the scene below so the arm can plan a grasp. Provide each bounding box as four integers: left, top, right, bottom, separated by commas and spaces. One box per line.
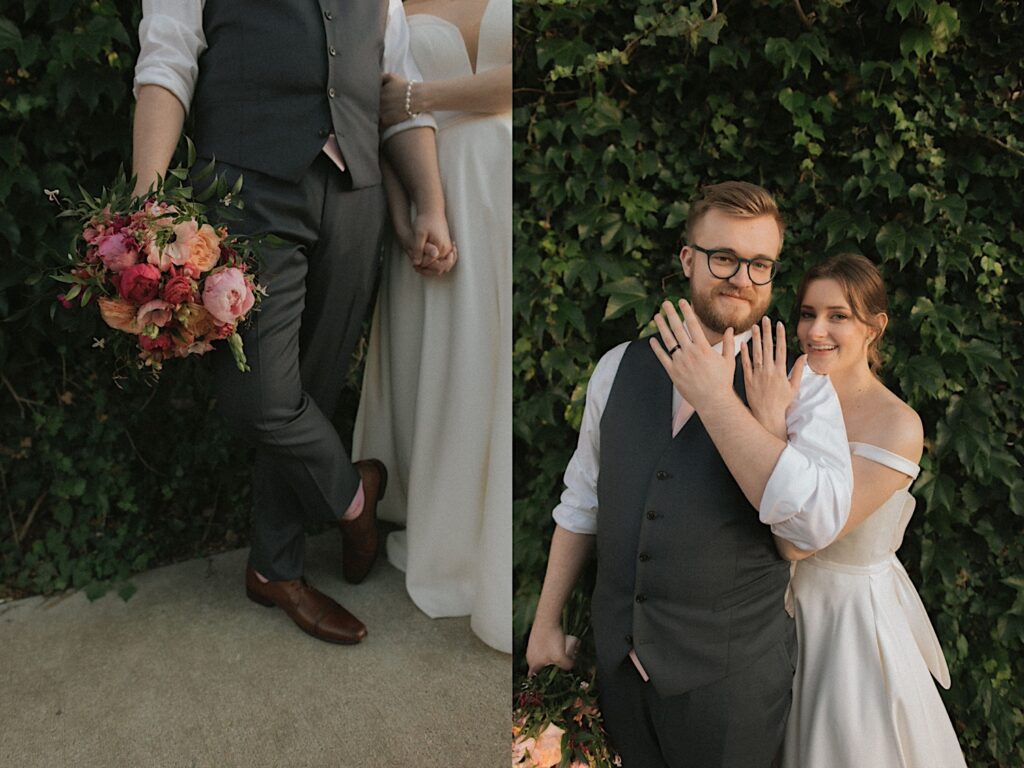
689, 244, 780, 285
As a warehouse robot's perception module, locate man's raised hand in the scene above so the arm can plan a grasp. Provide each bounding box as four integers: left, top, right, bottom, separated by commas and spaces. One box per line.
650, 299, 737, 413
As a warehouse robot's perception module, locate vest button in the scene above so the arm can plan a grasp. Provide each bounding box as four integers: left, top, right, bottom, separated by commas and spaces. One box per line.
656, 470, 670, 480
318, 127, 329, 138
329, 46, 338, 56
638, 553, 650, 562
323, 10, 334, 21
635, 594, 646, 603
328, 87, 337, 98
625, 634, 633, 644
646, 510, 657, 520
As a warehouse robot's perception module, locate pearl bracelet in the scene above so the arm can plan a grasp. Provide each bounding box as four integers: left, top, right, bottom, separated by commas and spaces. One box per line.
405, 80, 421, 119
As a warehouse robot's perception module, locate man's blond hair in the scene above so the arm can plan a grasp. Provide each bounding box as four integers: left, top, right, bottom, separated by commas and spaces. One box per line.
685, 181, 785, 244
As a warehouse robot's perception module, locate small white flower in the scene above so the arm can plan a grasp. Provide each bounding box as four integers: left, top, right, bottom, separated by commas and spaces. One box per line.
44, 188, 61, 203
92, 337, 106, 349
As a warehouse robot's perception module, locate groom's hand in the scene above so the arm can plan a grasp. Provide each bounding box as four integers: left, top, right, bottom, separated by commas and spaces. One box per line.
526, 623, 578, 676
651, 299, 737, 413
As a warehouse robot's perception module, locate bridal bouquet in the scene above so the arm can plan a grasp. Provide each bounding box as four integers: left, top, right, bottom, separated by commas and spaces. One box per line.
52, 141, 264, 377
513, 659, 619, 768
513, 622, 620, 768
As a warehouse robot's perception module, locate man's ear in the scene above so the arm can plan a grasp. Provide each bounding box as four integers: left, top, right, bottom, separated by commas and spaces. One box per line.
679, 245, 693, 278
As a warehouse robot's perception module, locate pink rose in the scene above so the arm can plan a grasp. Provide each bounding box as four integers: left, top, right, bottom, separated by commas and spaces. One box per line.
118, 263, 162, 304
202, 267, 255, 324
136, 299, 173, 331
161, 274, 196, 306
96, 231, 139, 272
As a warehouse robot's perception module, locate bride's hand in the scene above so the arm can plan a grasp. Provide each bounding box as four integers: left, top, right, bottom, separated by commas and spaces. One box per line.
380, 72, 412, 129
740, 316, 805, 441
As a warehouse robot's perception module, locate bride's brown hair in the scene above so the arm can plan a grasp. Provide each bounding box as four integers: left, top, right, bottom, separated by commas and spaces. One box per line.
794, 253, 889, 372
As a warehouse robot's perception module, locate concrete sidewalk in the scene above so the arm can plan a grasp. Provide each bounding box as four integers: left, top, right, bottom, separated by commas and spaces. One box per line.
0, 533, 510, 768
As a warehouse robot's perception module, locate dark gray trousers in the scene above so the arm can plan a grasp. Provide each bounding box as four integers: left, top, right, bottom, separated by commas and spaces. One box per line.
207, 153, 386, 580
598, 638, 794, 768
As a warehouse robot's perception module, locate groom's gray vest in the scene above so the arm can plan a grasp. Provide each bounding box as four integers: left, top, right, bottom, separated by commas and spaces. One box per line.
192, 0, 386, 186
593, 339, 793, 697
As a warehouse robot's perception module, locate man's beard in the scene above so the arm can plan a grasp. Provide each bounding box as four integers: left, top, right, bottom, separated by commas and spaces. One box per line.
690, 284, 770, 335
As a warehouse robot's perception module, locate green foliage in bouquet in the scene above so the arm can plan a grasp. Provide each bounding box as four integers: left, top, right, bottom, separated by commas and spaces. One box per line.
513, 1, 1023, 766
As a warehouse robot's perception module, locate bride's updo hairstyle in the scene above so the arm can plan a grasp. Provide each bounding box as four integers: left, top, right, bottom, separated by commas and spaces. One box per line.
794, 253, 889, 373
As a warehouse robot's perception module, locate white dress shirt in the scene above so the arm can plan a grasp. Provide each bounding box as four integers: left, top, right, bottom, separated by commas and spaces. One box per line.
133, 0, 436, 142
553, 331, 853, 551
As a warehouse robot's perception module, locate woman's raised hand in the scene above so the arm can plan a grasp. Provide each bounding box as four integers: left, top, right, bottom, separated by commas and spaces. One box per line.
740, 316, 805, 441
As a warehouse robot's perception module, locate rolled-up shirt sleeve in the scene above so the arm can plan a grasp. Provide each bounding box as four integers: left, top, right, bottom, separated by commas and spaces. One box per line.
133, 0, 206, 113
760, 366, 853, 550
551, 343, 628, 534
380, 0, 437, 143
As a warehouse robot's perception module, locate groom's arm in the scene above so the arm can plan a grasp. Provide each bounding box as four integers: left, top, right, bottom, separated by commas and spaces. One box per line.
526, 343, 626, 674
132, 85, 185, 197
527, 526, 595, 674
653, 301, 852, 551
131, 1, 205, 195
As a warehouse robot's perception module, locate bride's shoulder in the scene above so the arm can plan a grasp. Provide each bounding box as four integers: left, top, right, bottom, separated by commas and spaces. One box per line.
859, 385, 923, 463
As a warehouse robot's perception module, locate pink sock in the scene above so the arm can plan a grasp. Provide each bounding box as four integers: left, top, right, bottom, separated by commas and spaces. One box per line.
341, 481, 365, 521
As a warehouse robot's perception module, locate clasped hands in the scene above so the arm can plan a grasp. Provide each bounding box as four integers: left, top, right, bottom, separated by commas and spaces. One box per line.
650, 300, 805, 431
395, 208, 458, 277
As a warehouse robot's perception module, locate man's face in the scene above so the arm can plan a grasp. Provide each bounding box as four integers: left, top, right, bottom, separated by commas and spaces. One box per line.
679, 209, 781, 339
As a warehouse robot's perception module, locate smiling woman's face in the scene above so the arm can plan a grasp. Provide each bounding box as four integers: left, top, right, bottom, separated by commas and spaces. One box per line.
796, 277, 876, 376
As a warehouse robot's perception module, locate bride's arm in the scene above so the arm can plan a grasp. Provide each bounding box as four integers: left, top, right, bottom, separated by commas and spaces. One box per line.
380, 65, 512, 127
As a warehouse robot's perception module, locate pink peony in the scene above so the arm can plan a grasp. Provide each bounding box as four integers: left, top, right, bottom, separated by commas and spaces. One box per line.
118, 263, 162, 304
96, 231, 139, 272
136, 299, 173, 331
202, 267, 255, 324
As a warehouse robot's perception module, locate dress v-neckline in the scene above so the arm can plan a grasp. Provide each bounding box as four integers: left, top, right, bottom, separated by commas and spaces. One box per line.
406, 0, 494, 75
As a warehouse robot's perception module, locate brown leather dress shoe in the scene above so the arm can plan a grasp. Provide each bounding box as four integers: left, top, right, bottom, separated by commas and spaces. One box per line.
339, 459, 388, 584
245, 568, 367, 644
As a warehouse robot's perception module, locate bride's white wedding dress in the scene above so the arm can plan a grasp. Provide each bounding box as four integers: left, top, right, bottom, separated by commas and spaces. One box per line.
353, 0, 511, 653
781, 442, 966, 767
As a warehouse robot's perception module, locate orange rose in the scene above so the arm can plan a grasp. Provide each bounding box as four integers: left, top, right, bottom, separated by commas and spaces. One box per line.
98, 297, 140, 333
165, 220, 222, 273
